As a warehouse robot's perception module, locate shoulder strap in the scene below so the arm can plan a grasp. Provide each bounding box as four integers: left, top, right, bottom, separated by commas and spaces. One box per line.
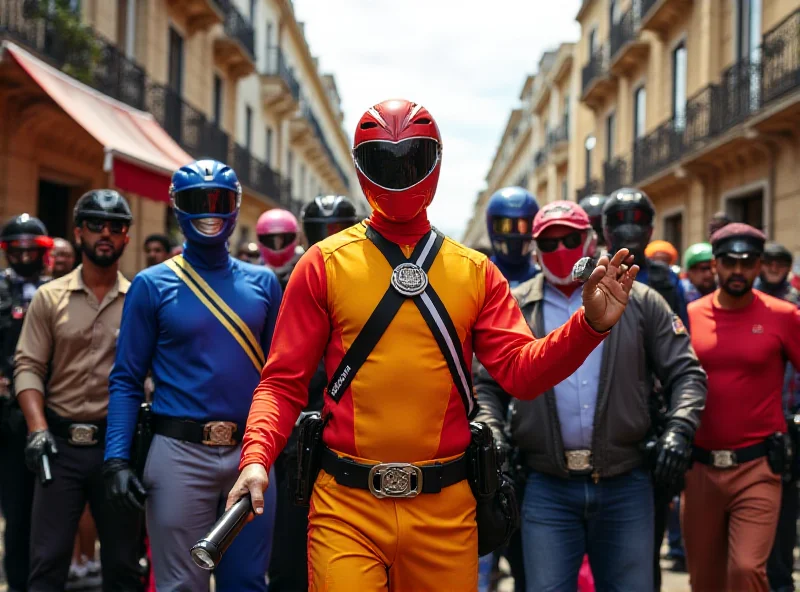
164, 255, 266, 372
326, 227, 476, 419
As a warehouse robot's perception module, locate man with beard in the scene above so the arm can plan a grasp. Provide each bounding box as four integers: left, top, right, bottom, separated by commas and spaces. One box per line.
14, 191, 143, 591
51, 238, 76, 278
681, 243, 716, 303
683, 224, 800, 592
143, 234, 172, 268
474, 201, 705, 591
0, 214, 53, 592
103, 160, 281, 592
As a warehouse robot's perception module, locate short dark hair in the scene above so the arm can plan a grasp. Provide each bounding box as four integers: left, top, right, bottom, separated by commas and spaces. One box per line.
144, 234, 171, 252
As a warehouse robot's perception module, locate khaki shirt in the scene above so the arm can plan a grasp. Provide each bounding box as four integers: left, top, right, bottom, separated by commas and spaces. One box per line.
14, 266, 129, 421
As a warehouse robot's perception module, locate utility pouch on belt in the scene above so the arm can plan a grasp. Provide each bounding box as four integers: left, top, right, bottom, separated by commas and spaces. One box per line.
766, 431, 793, 477
468, 421, 520, 556
130, 402, 153, 480
294, 412, 327, 507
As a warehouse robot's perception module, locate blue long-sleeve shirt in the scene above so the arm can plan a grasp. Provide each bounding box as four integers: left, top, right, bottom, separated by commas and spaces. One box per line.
104, 244, 282, 461
542, 283, 604, 450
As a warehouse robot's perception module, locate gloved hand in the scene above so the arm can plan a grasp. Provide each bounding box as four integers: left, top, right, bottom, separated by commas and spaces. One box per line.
103, 458, 146, 512
25, 430, 58, 474
653, 424, 693, 487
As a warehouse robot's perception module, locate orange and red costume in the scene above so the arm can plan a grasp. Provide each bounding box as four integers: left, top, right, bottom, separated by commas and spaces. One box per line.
239, 99, 608, 591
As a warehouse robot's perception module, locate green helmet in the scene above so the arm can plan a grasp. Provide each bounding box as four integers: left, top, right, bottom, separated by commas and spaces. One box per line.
684, 242, 713, 269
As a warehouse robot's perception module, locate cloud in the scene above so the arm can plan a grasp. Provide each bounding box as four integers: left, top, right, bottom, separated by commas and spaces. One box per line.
292, 0, 582, 238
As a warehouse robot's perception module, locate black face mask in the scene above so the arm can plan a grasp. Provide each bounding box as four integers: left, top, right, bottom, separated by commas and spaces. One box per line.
607, 224, 651, 265
10, 260, 44, 278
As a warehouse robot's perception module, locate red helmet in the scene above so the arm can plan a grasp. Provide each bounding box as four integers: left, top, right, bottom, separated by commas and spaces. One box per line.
353, 99, 442, 222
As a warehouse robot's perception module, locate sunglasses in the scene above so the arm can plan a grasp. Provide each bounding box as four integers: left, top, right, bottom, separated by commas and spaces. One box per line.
84, 219, 128, 235
718, 255, 758, 270
536, 232, 583, 253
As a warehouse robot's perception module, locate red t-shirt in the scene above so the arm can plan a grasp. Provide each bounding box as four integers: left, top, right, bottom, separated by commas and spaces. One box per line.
689, 290, 800, 450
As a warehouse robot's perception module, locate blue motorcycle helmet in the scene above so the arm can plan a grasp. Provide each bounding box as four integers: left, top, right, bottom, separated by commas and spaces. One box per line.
170, 159, 242, 246
485, 186, 540, 266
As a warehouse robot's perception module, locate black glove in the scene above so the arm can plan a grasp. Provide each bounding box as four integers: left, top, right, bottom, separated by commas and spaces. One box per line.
653, 424, 693, 487
25, 429, 58, 474
103, 458, 146, 512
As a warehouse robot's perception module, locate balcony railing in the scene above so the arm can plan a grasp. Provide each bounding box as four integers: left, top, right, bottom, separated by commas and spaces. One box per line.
640, 0, 659, 20
219, 0, 255, 59
0, 0, 147, 110
603, 157, 630, 194
582, 44, 610, 95
534, 149, 546, 168
576, 179, 602, 201
546, 122, 569, 150
301, 102, 349, 190
762, 11, 800, 104
610, 5, 640, 60
264, 46, 301, 102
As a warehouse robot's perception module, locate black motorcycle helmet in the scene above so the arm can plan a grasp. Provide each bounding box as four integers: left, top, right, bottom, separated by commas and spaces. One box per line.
602, 187, 655, 263
301, 195, 360, 246
578, 194, 608, 245
74, 189, 134, 226
0, 214, 52, 277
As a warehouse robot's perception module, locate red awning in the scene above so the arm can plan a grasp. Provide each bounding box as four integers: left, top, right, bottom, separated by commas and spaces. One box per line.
2, 42, 193, 203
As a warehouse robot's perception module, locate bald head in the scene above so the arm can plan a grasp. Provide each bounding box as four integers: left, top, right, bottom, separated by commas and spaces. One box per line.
51, 238, 76, 278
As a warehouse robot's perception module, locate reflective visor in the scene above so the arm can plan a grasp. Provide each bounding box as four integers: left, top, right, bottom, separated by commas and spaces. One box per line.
173, 188, 239, 215
354, 138, 440, 190
491, 217, 533, 236
610, 209, 652, 226
258, 232, 297, 251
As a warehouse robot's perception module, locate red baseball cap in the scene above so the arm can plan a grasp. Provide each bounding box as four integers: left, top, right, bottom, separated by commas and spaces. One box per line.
532, 201, 592, 238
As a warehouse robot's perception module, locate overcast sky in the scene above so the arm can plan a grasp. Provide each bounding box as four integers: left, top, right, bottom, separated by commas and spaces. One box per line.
292, 0, 582, 238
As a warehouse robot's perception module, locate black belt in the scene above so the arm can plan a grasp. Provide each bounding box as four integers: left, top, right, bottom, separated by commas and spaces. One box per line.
692, 442, 768, 468
45, 409, 105, 446
152, 414, 242, 446
320, 447, 468, 498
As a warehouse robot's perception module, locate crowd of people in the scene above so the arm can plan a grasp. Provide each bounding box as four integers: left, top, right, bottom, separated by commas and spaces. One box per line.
0, 97, 798, 592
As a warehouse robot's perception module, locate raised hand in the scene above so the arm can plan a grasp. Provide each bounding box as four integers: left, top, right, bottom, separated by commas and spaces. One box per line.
581, 248, 639, 333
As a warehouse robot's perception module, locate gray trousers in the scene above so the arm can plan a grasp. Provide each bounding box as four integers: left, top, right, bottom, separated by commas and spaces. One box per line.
143, 435, 276, 592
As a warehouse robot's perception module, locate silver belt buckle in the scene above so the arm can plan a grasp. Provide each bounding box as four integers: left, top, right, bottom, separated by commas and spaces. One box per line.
565, 450, 593, 472
368, 463, 423, 499
711, 450, 737, 468
201, 421, 238, 446
68, 424, 98, 446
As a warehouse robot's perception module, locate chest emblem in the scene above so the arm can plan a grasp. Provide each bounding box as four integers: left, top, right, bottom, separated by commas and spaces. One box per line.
391, 263, 429, 297
752, 324, 764, 334
672, 316, 686, 335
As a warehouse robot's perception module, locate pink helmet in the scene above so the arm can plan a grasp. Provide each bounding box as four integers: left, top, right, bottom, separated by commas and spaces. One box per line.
256, 209, 299, 267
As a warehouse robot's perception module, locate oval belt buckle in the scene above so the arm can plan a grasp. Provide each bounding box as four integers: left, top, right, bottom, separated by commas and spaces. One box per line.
391, 262, 429, 297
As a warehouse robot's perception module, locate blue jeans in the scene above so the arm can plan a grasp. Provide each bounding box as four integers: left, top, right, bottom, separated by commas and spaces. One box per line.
521, 469, 654, 592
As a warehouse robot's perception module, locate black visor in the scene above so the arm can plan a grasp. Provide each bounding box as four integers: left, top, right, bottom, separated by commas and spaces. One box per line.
354, 138, 440, 190
491, 217, 533, 236
258, 232, 297, 251
173, 188, 239, 215
608, 209, 652, 227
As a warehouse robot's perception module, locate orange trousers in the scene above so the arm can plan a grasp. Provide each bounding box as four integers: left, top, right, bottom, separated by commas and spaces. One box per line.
681, 457, 781, 592
307, 465, 478, 591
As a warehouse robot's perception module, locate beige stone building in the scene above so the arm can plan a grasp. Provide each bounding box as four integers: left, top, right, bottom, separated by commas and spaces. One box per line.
573, 0, 800, 257
462, 42, 584, 248
0, 0, 358, 276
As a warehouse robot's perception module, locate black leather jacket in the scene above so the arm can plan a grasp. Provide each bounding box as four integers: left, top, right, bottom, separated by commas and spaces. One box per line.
474, 274, 707, 479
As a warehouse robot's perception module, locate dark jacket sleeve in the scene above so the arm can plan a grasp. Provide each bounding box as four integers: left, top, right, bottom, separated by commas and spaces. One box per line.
473, 357, 512, 448
641, 286, 707, 434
